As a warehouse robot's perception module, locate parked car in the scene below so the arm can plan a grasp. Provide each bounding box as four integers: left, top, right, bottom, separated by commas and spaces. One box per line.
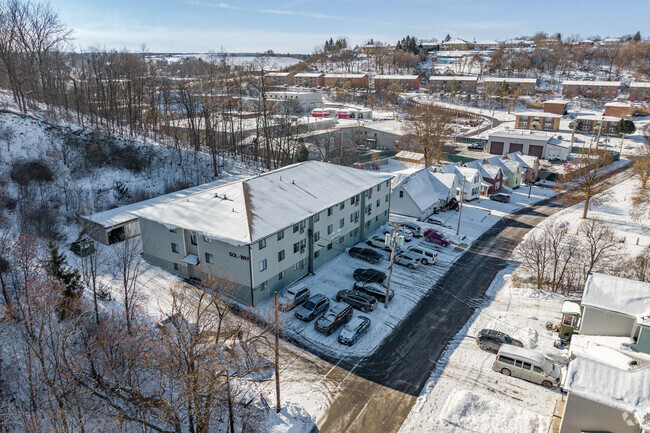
424, 229, 450, 247
399, 221, 423, 237
476, 329, 523, 351
353, 268, 387, 284
294, 294, 330, 321
490, 193, 511, 203
383, 226, 413, 242
338, 315, 371, 346
493, 344, 561, 388
315, 303, 353, 335
335, 290, 378, 312
394, 252, 420, 269
468, 142, 486, 151
70, 237, 95, 257
426, 217, 451, 228
366, 235, 393, 251
279, 287, 310, 312
348, 247, 383, 264
353, 282, 394, 303
407, 246, 438, 265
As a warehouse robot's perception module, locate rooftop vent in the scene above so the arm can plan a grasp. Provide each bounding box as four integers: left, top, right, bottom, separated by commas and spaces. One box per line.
291, 180, 295, 184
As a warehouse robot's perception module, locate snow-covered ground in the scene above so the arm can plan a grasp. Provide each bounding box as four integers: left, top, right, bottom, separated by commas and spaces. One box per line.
399, 267, 569, 433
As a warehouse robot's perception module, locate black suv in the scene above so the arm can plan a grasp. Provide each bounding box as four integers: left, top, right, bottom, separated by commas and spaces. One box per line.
295, 294, 330, 321
353, 268, 387, 284
476, 329, 523, 351
490, 193, 511, 203
353, 282, 394, 303
314, 303, 354, 335
336, 290, 378, 312
349, 247, 384, 264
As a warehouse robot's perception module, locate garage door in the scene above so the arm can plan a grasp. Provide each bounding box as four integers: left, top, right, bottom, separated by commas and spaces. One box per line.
528, 145, 543, 158
490, 141, 504, 155
510, 143, 524, 153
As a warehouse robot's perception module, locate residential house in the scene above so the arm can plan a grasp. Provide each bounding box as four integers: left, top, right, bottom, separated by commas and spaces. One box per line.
362, 120, 416, 151
575, 115, 621, 136
604, 102, 633, 118
486, 156, 522, 189
515, 112, 562, 132
390, 169, 457, 220
394, 150, 425, 165
292, 72, 325, 87
475, 40, 499, 51
324, 73, 369, 89
562, 80, 620, 99
630, 82, 650, 101
132, 161, 392, 306
265, 72, 294, 86
465, 160, 503, 195
440, 38, 475, 51
439, 163, 482, 201
487, 129, 570, 161
543, 99, 568, 115
428, 76, 478, 93
374, 75, 420, 91
505, 152, 540, 183
483, 77, 537, 96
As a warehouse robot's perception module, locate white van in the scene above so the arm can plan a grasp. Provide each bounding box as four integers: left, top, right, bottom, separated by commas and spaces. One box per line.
492, 344, 561, 388
407, 246, 438, 265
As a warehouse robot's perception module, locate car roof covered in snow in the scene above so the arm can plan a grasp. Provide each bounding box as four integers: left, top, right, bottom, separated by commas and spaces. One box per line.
582, 273, 650, 325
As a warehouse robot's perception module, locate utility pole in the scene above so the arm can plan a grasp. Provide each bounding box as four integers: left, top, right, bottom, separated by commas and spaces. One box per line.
226, 370, 235, 433
594, 118, 603, 150
456, 176, 466, 236
274, 291, 281, 413
384, 222, 401, 309
528, 181, 532, 199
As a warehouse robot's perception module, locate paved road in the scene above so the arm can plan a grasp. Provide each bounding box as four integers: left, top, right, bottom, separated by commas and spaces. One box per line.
314, 166, 633, 433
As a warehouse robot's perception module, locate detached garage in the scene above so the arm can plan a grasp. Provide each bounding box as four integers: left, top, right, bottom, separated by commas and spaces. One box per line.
487, 129, 570, 161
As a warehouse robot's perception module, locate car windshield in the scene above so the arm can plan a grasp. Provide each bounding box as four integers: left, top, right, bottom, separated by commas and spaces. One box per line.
541, 358, 554, 374
303, 300, 316, 310
504, 335, 512, 343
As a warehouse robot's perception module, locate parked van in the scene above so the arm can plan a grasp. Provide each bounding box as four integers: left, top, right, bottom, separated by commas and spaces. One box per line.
406, 246, 438, 265
492, 344, 561, 388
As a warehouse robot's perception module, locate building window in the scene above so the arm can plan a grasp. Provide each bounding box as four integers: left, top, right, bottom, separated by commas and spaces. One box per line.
339, 235, 344, 243
314, 213, 320, 222
203, 235, 211, 243
399, 191, 404, 198
350, 213, 355, 222
327, 243, 333, 250
293, 223, 299, 233
190, 233, 197, 245
340, 201, 345, 210
350, 197, 355, 205
260, 281, 268, 291
314, 250, 320, 259
259, 238, 267, 250
375, 216, 379, 222
205, 253, 214, 264
314, 231, 320, 242
171, 243, 179, 253
366, 221, 371, 229
169, 228, 177, 233
293, 242, 300, 253
173, 263, 179, 271
277, 230, 284, 241
376, 199, 380, 207
278, 250, 285, 262
384, 210, 388, 216
279, 270, 286, 280
377, 183, 381, 192
260, 259, 267, 272
385, 194, 389, 203
339, 218, 345, 228
327, 224, 333, 235
327, 207, 333, 216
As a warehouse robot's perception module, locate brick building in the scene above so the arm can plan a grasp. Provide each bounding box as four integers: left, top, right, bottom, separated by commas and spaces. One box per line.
483, 77, 537, 96
374, 75, 420, 91
575, 115, 621, 135
543, 99, 568, 115
293, 72, 325, 87
629, 82, 650, 101
604, 102, 632, 118
440, 38, 475, 51
428, 76, 478, 93
515, 112, 562, 132
562, 80, 620, 99
324, 73, 369, 89
265, 72, 294, 86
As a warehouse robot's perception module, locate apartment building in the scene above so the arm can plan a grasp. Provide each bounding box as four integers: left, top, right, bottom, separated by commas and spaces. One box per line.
265, 72, 294, 86
483, 77, 537, 96
575, 115, 621, 135
515, 112, 562, 131
428, 76, 478, 93
133, 161, 391, 306
265, 91, 323, 112
374, 74, 420, 91
543, 99, 568, 115
293, 72, 325, 87
604, 102, 633, 118
440, 38, 475, 51
629, 82, 650, 101
562, 80, 620, 99
324, 73, 369, 89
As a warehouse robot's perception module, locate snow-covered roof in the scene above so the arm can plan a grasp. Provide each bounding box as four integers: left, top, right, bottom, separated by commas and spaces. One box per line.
395, 150, 424, 162
563, 80, 621, 87
544, 99, 568, 105
429, 75, 478, 82
293, 72, 324, 78
630, 82, 650, 89
266, 72, 292, 77
487, 156, 520, 174
428, 171, 457, 192
133, 161, 392, 245
364, 120, 408, 136
465, 160, 501, 179
442, 38, 471, 45
582, 273, 650, 325
576, 114, 622, 122
484, 77, 537, 84
324, 73, 367, 78
398, 169, 451, 212
562, 301, 581, 315
515, 111, 563, 118
506, 152, 538, 169
605, 102, 632, 107
488, 129, 551, 142
375, 74, 419, 80
564, 356, 650, 430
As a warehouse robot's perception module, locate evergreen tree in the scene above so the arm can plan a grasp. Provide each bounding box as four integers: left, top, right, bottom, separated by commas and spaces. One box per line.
444, 34, 451, 42
633, 31, 641, 42
45, 240, 83, 300
497, 81, 510, 98
295, 143, 309, 162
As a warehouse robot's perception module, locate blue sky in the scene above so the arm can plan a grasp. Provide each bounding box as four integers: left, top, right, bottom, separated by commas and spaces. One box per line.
56, 0, 649, 53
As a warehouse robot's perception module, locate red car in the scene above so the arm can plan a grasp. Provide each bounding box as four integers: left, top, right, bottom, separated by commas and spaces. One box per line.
424, 229, 450, 247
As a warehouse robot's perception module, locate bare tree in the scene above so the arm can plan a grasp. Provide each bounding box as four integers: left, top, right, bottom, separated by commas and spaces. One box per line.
407, 104, 451, 166
112, 237, 145, 333
579, 219, 617, 275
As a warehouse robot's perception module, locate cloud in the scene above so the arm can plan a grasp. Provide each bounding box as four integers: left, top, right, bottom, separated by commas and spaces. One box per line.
258, 9, 344, 20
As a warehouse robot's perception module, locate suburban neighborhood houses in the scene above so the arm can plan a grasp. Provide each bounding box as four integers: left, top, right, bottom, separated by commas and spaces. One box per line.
0, 1, 649, 432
